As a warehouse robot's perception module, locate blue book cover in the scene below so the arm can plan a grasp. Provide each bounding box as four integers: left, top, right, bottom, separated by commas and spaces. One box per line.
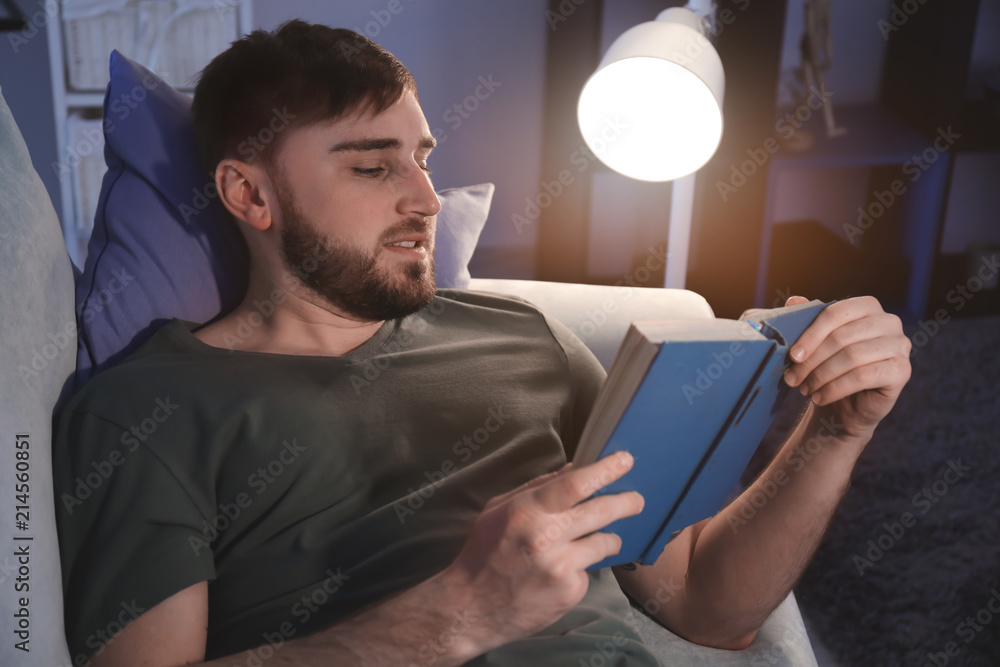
573, 300, 831, 570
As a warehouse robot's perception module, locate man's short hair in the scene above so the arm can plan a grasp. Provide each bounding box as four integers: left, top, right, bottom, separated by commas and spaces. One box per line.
192, 19, 416, 176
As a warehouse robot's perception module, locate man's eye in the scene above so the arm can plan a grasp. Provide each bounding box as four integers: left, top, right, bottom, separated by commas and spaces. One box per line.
420, 163, 433, 175
354, 167, 385, 178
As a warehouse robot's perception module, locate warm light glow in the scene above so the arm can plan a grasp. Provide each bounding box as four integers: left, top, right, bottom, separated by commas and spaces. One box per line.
578, 56, 723, 182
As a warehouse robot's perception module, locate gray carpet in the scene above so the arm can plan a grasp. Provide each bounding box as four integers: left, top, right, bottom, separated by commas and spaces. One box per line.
762, 315, 1000, 666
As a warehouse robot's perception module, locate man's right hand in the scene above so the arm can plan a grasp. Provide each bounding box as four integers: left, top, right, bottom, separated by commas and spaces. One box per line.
440, 451, 644, 653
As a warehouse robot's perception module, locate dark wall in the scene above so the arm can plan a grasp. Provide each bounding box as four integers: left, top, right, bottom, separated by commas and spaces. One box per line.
688, 0, 788, 318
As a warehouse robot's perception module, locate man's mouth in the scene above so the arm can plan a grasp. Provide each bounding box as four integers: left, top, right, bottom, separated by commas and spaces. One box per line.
383, 230, 429, 251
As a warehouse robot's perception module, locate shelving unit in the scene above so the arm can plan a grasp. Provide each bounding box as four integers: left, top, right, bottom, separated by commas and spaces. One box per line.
45, 0, 253, 268
754, 104, 950, 320
879, 0, 1000, 318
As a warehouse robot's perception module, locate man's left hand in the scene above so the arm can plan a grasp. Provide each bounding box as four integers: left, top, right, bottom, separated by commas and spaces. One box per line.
781, 295, 911, 441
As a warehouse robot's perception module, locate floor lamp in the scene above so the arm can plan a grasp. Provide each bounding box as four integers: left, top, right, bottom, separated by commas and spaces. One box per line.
577, 2, 725, 289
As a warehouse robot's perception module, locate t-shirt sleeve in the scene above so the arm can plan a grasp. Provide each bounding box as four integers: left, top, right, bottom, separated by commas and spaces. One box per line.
53, 407, 216, 662
540, 313, 608, 460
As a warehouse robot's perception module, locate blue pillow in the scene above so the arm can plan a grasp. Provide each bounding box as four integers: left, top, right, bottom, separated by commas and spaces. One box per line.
75, 51, 493, 387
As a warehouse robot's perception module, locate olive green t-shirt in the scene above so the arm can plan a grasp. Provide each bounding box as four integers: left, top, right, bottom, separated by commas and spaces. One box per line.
54, 289, 660, 665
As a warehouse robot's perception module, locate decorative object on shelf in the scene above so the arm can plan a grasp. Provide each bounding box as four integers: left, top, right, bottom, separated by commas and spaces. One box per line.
576, 0, 725, 290
0, 0, 26, 31
800, 0, 847, 140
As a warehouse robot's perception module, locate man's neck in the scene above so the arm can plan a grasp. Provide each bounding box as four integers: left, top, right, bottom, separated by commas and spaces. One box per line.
193, 275, 385, 357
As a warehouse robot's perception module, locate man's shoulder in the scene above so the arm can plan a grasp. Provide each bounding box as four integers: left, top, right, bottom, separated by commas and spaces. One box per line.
424, 288, 558, 338
427, 288, 594, 371
432, 287, 544, 315
64, 319, 205, 418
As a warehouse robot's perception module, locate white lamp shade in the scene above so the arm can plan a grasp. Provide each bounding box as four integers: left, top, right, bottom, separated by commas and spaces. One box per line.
578, 8, 725, 182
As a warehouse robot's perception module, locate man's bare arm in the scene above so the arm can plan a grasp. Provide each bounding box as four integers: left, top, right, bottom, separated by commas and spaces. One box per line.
614, 296, 911, 649
89, 572, 489, 667
88, 451, 645, 667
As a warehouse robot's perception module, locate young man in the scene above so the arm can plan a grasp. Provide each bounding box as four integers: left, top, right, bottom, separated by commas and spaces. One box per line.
54, 20, 911, 666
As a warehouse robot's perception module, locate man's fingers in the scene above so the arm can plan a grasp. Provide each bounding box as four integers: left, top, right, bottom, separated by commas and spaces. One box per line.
534, 451, 635, 511
784, 298, 900, 386
785, 313, 901, 390
799, 340, 898, 396
792, 337, 893, 397
805, 356, 910, 406
522, 491, 643, 566
567, 491, 645, 541
787, 296, 883, 366
740, 296, 807, 322
550, 531, 626, 573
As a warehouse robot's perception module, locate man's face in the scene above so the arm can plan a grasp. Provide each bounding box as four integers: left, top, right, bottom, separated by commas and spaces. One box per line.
268, 89, 441, 323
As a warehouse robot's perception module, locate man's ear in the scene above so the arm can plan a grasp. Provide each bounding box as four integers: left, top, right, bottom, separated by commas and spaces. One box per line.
215, 159, 274, 232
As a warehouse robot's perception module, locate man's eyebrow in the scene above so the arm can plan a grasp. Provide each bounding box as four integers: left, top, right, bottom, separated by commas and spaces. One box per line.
330, 138, 401, 153
329, 136, 437, 153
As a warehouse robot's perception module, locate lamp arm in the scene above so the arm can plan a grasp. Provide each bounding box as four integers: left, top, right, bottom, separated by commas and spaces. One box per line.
684, 0, 718, 36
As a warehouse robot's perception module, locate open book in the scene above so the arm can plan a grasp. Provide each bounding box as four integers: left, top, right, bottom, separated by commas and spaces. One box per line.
574, 300, 831, 570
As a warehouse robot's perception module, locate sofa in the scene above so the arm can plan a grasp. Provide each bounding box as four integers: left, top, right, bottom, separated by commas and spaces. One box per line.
0, 74, 816, 665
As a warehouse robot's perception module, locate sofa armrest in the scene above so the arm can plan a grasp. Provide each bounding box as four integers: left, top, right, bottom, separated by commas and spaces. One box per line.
628, 591, 818, 667
467, 278, 714, 370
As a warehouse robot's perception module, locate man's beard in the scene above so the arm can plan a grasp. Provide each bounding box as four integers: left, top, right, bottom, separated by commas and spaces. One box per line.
275, 184, 437, 322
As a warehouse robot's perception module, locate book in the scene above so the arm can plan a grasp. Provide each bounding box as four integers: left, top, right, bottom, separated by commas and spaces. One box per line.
573, 300, 831, 570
